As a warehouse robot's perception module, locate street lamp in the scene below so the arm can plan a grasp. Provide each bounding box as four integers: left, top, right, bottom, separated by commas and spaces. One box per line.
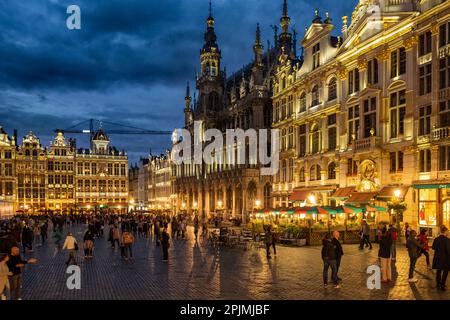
308, 195, 317, 205
217, 200, 223, 209
255, 200, 261, 209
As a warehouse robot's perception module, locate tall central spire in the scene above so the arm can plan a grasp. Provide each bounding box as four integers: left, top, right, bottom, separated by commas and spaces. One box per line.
280, 0, 290, 33
279, 0, 292, 56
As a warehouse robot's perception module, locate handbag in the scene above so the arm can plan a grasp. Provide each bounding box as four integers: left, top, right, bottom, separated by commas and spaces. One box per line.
74, 242, 79, 251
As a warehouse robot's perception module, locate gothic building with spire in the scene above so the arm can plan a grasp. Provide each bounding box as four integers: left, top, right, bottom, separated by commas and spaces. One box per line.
173, 1, 294, 220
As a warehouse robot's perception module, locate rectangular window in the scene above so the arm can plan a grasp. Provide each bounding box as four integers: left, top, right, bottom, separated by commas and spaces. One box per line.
419, 31, 432, 56
390, 90, 406, 138
347, 158, 358, 176
5, 182, 13, 196
439, 101, 450, 127
440, 23, 450, 47
298, 124, 306, 157
348, 69, 360, 95
419, 63, 432, 95
439, 146, 450, 171
367, 59, 378, 85
419, 105, 432, 136
439, 57, 450, 89
391, 47, 406, 78
420, 149, 432, 173
419, 189, 437, 227
390, 151, 404, 173
363, 97, 377, 138
288, 95, 293, 117
348, 105, 360, 142
313, 43, 320, 70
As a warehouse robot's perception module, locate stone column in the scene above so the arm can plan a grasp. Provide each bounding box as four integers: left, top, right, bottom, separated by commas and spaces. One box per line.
357, 59, 368, 91
403, 36, 418, 140
431, 22, 441, 131
376, 49, 391, 143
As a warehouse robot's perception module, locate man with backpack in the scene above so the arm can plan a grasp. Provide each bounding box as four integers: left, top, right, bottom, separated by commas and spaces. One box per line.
121, 230, 134, 261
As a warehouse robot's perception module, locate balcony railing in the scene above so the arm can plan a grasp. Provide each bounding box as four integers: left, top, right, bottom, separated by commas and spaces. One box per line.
432, 126, 450, 141
351, 136, 381, 152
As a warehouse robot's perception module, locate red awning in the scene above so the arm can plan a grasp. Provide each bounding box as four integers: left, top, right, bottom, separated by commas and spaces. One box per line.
330, 187, 355, 199
346, 192, 378, 204
376, 186, 409, 199
289, 189, 311, 201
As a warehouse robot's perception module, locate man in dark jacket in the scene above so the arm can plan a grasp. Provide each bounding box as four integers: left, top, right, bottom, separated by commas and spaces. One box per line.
406, 230, 424, 283
332, 231, 344, 282
432, 225, 450, 291
161, 227, 170, 261
322, 233, 339, 288
7, 246, 37, 300
21, 225, 33, 253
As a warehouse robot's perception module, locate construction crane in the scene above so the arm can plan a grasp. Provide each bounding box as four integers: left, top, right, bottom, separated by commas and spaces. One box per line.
54, 119, 173, 137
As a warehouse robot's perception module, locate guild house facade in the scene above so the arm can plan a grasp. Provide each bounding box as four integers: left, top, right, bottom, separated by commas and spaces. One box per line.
0, 127, 129, 214
273, 0, 450, 234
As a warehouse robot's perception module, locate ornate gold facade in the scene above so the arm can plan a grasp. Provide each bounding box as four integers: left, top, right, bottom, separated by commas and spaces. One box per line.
273, 0, 450, 234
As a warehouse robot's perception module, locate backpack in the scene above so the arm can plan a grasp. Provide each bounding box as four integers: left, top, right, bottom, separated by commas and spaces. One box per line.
123, 233, 134, 245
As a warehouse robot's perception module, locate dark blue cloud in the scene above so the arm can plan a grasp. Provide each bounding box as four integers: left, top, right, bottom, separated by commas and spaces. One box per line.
0, 0, 357, 163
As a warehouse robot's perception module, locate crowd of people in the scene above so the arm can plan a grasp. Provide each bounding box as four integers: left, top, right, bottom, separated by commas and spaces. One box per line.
0, 212, 449, 300
321, 221, 450, 291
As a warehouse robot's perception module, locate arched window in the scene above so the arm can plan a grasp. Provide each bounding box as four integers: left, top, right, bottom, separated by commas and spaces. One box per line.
299, 167, 305, 182
328, 78, 337, 101
32, 150, 38, 157
299, 92, 307, 113
311, 85, 320, 107
310, 164, 322, 181
310, 124, 321, 154
25, 150, 30, 157
328, 162, 336, 180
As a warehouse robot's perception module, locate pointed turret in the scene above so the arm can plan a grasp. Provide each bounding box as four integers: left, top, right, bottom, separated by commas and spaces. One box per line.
200, 0, 221, 78
279, 0, 293, 57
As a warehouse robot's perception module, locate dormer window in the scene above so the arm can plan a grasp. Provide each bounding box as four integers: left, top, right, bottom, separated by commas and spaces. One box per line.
313, 43, 321, 70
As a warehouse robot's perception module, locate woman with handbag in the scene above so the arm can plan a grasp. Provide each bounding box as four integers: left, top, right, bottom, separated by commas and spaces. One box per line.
63, 232, 78, 266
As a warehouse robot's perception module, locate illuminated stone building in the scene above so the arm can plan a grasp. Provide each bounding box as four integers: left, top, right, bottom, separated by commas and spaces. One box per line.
75, 130, 129, 213
273, 0, 450, 234
149, 151, 173, 211
46, 132, 76, 213
173, 3, 277, 220
0, 126, 16, 217
16, 132, 47, 213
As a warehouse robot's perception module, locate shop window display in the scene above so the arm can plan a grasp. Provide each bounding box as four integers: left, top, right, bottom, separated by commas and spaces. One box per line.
418, 189, 437, 226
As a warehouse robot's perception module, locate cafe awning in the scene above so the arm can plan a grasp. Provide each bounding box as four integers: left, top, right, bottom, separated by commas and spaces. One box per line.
366, 205, 387, 212
376, 186, 409, 200
330, 187, 355, 199
289, 186, 337, 201
346, 192, 378, 204
317, 207, 345, 215
294, 207, 318, 214
343, 205, 363, 214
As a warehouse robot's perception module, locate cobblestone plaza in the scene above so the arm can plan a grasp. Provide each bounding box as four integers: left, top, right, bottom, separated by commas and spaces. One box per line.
17, 225, 450, 300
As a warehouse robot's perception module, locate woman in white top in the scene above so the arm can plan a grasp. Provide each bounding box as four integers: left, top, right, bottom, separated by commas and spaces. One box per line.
63, 232, 78, 265
0, 254, 12, 300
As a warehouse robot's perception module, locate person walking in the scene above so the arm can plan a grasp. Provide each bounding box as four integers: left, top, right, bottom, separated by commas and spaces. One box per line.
154, 221, 161, 246
432, 225, 450, 291
389, 224, 398, 262
121, 230, 134, 261
6, 246, 37, 300
194, 217, 199, 243
40, 221, 48, 245
264, 226, 273, 259
21, 224, 33, 253
0, 254, 12, 300
406, 230, 424, 283
83, 229, 94, 258
404, 222, 411, 248
63, 232, 78, 266
112, 224, 121, 249
359, 220, 372, 250
378, 227, 393, 283
418, 229, 431, 268
332, 231, 344, 282
33, 224, 41, 247
161, 227, 170, 262
322, 233, 340, 289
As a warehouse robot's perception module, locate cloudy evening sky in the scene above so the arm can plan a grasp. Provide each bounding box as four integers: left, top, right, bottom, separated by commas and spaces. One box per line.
0, 0, 357, 164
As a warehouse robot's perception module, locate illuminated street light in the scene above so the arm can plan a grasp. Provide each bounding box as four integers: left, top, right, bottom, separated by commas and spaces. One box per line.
394, 189, 401, 198
308, 195, 317, 205
255, 200, 261, 209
